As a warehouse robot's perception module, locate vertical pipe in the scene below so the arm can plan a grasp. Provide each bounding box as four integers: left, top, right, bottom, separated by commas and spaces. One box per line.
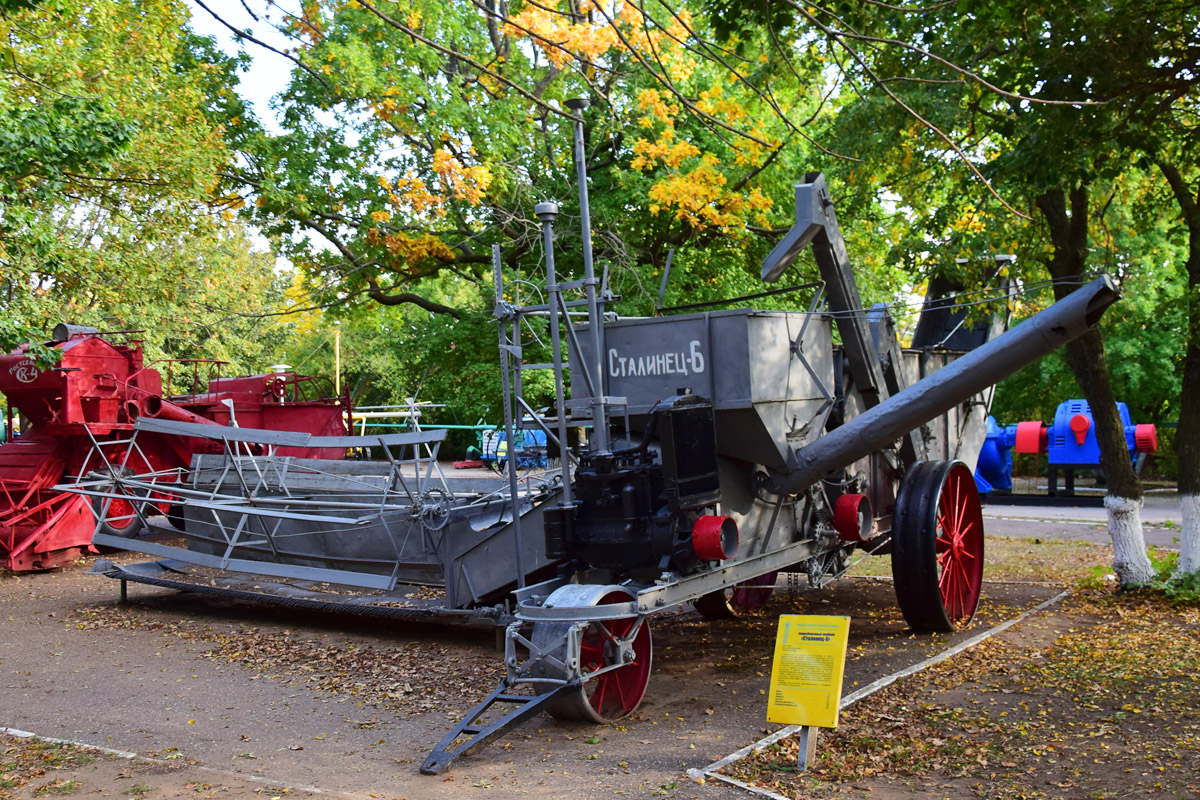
536, 202, 573, 505
565, 97, 609, 453
656, 249, 675, 313
334, 326, 341, 396
493, 244, 525, 588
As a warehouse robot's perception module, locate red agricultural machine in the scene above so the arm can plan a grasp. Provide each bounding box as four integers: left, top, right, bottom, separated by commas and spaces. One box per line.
0, 324, 349, 571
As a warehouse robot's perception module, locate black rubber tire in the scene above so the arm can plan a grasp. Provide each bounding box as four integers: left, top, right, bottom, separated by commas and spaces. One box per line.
693, 590, 736, 620
166, 502, 187, 532
891, 460, 985, 633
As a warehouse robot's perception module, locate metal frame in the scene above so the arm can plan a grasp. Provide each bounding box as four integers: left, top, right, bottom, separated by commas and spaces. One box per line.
65, 416, 557, 595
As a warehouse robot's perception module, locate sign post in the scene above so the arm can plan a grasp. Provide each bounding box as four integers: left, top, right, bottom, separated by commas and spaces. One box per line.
766, 615, 851, 771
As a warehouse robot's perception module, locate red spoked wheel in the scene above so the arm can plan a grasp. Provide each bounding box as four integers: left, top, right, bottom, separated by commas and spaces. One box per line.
90, 466, 145, 538
693, 572, 779, 619
88, 455, 154, 537
98, 496, 141, 534
531, 584, 652, 722
891, 461, 984, 632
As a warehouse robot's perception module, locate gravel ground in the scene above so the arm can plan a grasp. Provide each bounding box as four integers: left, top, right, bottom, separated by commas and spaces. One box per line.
1, 496, 1179, 799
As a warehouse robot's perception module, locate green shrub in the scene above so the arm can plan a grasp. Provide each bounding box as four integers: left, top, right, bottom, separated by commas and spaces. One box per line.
1148, 548, 1200, 606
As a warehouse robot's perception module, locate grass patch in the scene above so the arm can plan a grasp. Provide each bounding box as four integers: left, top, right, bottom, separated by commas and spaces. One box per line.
34, 778, 79, 796
0, 738, 96, 800
846, 535, 1113, 585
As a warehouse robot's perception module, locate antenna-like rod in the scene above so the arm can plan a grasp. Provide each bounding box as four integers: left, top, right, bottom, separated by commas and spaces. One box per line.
536, 201, 574, 505
566, 97, 609, 453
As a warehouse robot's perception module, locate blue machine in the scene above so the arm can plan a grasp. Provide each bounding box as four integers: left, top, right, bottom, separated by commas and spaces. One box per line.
974, 400, 1157, 494
1046, 399, 1156, 467
974, 415, 1016, 493
480, 427, 549, 470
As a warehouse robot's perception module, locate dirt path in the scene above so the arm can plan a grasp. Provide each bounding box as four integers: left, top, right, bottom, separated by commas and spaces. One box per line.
4, 496, 1167, 799
1, 545, 1069, 800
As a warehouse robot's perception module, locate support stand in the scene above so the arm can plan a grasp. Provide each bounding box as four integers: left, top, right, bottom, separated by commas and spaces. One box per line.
420, 680, 575, 774
796, 726, 818, 772
1047, 466, 1078, 498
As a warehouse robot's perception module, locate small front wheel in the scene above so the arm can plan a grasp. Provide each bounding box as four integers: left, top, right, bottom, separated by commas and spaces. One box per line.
530, 585, 652, 722
693, 572, 779, 620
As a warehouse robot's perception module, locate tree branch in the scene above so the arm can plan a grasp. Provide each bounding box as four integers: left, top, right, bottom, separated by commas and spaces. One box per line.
786, 0, 1031, 219
365, 278, 464, 317
354, 0, 573, 122
189, 0, 334, 93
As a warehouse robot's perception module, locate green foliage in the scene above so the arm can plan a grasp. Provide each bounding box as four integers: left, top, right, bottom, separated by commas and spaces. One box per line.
0, 0, 288, 374
208, 0, 908, 421
0, 96, 135, 197
1080, 549, 1200, 605
1147, 549, 1200, 606
224, 0, 829, 318
0, 319, 58, 367
705, 0, 1195, 438
993, 169, 1190, 424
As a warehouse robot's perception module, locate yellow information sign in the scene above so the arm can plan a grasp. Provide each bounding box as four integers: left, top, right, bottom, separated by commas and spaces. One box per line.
766, 615, 851, 728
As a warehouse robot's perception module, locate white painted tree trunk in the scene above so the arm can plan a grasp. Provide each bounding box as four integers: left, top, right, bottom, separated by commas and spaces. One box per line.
1105, 495, 1155, 585
1178, 493, 1200, 576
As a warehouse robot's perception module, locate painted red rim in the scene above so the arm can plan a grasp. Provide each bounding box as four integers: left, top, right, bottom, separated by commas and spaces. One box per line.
934, 463, 985, 624
578, 590, 652, 719
834, 493, 872, 542
730, 571, 778, 613
104, 496, 140, 530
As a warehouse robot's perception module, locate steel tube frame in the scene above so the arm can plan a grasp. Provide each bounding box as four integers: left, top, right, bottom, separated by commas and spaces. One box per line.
494, 244, 527, 588
566, 97, 610, 453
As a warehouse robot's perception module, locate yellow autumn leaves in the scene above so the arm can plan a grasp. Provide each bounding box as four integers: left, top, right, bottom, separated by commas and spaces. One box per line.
632, 87, 774, 232
368, 157, 472, 274
365, 228, 456, 274
508, 0, 696, 82
372, 145, 492, 221
363, 1, 777, 239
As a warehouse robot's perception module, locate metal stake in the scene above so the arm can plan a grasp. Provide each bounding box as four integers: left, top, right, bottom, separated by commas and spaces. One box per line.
494, 244, 525, 588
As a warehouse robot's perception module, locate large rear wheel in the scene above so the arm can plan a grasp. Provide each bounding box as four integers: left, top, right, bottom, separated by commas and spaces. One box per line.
891, 460, 984, 632
531, 584, 652, 722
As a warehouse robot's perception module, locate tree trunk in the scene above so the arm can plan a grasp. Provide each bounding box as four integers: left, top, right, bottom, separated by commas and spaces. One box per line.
1158, 162, 1200, 575
1036, 185, 1155, 585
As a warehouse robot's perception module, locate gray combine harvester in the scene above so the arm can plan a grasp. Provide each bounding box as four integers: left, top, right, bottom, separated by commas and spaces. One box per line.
71, 103, 1119, 775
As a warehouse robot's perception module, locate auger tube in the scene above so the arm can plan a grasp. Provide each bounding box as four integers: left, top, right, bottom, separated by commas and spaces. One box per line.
773, 275, 1120, 495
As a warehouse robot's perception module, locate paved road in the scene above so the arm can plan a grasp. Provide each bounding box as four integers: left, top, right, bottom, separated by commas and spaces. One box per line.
983, 491, 1183, 548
